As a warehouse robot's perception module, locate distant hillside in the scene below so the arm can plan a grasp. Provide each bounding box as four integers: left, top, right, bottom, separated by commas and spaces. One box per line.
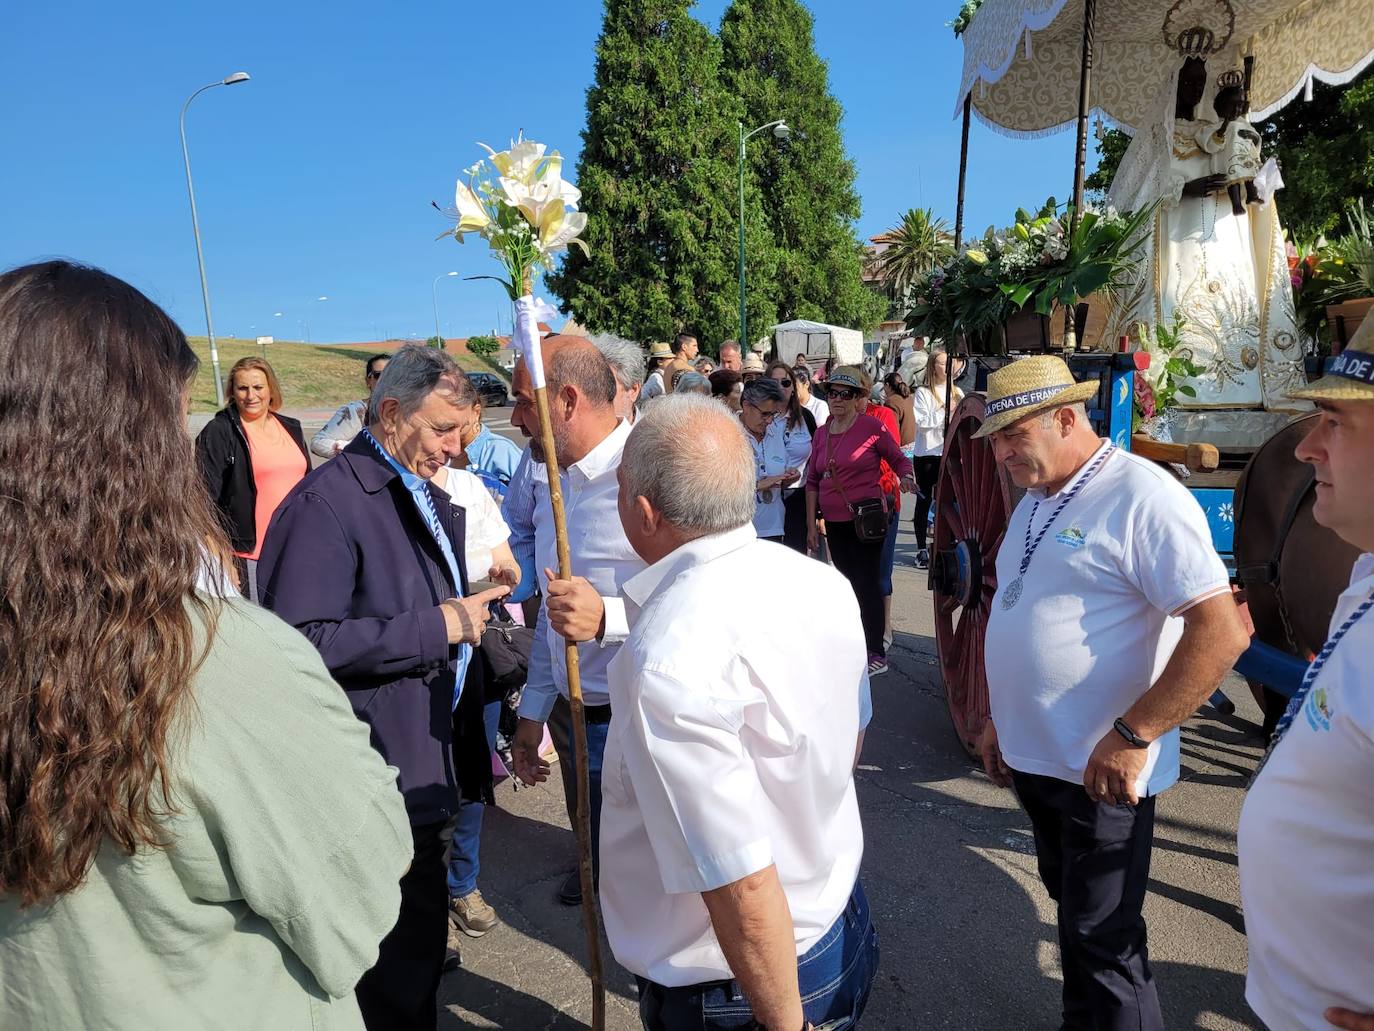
187, 338, 500, 413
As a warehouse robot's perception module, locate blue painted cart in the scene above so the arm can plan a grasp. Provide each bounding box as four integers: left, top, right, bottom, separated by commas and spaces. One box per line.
928, 352, 1307, 755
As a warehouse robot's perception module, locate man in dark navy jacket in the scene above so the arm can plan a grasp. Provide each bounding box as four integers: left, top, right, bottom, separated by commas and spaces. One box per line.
259, 345, 508, 1031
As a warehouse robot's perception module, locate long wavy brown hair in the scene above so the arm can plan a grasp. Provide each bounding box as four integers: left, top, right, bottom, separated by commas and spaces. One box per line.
0, 261, 225, 906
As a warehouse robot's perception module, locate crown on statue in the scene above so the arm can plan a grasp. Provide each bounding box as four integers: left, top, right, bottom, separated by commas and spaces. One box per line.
1162, 0, 1236, 57
1217, 69, 1244, 89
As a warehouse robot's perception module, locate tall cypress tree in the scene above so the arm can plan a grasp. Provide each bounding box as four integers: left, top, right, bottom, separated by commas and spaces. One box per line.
720, 0, 884, 333
547, 0, 778, 347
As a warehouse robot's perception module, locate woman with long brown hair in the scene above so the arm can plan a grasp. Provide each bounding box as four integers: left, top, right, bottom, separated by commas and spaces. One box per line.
196, 355, 309, 601
766, 360, 815, 552
0, 261, 410, 1029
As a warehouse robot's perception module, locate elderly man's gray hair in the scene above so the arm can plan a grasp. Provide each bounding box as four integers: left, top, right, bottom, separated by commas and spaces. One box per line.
622, 394, 754, 538
367, 344, 473, 423
673, 371, 711, 395
591, 334, 646, 389
740, 377, 785, 408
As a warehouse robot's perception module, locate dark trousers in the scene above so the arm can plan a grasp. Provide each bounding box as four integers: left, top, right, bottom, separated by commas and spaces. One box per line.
636, 879, 878, 1030
357, 819, 449, 1031
1011, 771, 1163, 1031
913, 456, 940, 551
782, 489, 809, 554
826, 519, 886, 657
547, 693, 611, 878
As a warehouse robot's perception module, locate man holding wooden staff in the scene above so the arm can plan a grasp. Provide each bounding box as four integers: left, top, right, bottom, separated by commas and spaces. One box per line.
507, 334, 644, 908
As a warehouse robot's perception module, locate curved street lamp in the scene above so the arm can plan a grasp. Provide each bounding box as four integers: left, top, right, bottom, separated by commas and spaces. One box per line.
432, 271, 459, 345
180, 71, 250, 407
737, 119, 790, 350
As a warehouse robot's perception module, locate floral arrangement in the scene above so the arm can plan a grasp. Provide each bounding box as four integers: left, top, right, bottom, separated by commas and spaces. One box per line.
904, 199, 1152, 349
1283, 200, 1374, 354
949, 0, 985, 36
442, 133, 588, 300
1132, 314, 1203, 431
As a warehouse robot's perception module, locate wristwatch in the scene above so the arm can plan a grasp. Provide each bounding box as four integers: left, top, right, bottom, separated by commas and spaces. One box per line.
1112, 718, 1149, 749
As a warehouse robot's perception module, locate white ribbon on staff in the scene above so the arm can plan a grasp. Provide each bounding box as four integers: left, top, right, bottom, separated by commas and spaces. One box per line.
513, 295, 559, 389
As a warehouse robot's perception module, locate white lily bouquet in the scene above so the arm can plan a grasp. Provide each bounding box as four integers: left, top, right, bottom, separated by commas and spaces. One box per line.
444, 134, 588, 382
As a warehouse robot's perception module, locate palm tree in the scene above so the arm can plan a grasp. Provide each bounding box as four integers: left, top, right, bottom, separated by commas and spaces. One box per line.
878, 207, 955, 303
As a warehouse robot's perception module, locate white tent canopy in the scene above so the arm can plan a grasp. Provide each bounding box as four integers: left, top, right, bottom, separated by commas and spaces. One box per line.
955, 0, 1374, 137
771, 320, 865, 366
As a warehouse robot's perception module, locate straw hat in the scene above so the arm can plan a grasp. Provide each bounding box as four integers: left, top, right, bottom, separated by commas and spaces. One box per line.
741, 353, 766, 374
971, 354, 1099, 438
1290, 318, 1374, 402
647, 341, 673, 361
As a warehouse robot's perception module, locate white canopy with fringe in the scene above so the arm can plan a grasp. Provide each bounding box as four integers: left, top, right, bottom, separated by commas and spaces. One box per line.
954, 0, 1374, 137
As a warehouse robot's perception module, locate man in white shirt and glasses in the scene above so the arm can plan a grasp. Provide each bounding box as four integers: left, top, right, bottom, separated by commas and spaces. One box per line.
552, 394, 877, 1030
1240, 322, 1374, 1031
507, 335, 642, 908
977, 355, 1248, 1031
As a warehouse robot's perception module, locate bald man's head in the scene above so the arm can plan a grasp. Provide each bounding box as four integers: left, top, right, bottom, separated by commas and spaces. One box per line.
511, 334, 619, 465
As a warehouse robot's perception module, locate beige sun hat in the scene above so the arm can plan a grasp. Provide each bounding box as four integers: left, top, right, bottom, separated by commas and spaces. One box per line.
647, 341, 674, 361
971, 354, 1100, 438
1290, 318, 1374, 402
741, 352, 766, 374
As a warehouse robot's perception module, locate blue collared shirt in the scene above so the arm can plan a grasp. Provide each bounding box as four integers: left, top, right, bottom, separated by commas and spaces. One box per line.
466, 424, 523, 498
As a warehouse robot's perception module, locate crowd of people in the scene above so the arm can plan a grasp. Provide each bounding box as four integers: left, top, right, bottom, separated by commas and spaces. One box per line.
2, 258, 1372, 1031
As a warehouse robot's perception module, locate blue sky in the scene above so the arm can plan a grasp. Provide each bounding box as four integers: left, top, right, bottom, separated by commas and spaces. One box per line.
1, 0, 1085, 344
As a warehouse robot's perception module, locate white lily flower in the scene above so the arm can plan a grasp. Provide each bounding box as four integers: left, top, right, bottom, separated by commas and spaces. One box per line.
537, 206, 589, 258
479, 136, 546, 185
453, 179, 491, 239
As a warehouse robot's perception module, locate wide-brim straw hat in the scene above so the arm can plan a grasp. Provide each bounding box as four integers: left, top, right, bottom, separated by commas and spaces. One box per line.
971, 354, 1100, 438
741, 353, 766, 373
1290, 318, 1374, 402
647, 341, 673, 361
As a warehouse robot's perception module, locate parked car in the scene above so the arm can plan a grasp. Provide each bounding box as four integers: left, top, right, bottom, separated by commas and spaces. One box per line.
468, 371, 509, 407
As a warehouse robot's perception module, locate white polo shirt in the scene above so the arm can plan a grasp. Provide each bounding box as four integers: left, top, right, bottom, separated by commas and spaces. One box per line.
1240, 554, 1374, 1030
599, 526, 867, 987
984, 441, 1230, 796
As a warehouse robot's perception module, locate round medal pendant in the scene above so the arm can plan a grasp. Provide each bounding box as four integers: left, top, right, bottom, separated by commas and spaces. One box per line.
1000, 576, 1023, 610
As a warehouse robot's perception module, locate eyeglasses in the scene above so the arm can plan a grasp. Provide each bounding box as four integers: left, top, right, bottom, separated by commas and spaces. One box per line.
366, 370, 382, 380
745, 403, 781, 423
827, 388, 860, 402
771, 377, 794, 388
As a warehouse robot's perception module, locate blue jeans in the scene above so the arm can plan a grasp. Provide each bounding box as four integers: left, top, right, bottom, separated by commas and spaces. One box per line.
548, 695, 610, 877
447, 700, 502, 899
636, 879, 879, 1030
878, 504, 900, 597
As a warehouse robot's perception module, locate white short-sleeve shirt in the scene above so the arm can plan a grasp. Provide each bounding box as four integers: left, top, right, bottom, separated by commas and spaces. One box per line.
1240, 554, 1374, 1030
436, 466, 510, 581
599, 527, 867, 987
984, 441, 1230, 796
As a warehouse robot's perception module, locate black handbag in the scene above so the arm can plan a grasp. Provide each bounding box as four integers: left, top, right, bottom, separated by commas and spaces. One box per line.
827, 428, 890, 543
478, 602, 533, 702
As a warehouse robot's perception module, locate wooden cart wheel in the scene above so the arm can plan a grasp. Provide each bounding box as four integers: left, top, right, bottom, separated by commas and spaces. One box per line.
929, 394, 1018, 757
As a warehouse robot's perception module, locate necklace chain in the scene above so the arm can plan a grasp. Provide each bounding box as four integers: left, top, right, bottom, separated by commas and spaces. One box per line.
1018, 445, 1115, 577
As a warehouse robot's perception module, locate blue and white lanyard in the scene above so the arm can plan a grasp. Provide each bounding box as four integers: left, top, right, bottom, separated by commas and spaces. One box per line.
1267, 594, 1374, 755
363, 430, 471, 707
1018, 445, 1115, 576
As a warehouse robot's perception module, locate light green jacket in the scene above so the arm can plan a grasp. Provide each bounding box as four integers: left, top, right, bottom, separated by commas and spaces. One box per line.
0, 599, 413, 1030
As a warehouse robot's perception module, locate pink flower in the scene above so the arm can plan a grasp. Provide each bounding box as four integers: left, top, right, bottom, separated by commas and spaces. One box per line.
1134, 376, 1157, 421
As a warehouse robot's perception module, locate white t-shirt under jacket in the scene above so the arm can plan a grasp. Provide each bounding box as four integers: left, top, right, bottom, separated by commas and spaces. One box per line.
985, 440, 1230, 797
599, 526, 868, 987
1239, 553, 1374, 1031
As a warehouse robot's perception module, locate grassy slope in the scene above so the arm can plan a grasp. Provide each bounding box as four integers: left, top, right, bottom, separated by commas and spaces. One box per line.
186, 338, 498, 413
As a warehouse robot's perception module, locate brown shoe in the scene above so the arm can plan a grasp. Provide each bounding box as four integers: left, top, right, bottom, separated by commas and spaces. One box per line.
450, 889, 499, 937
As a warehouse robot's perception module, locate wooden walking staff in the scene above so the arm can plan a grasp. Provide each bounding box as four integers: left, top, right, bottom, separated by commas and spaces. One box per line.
513, 281, 606, 1030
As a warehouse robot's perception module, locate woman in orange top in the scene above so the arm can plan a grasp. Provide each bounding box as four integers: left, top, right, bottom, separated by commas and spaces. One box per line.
196, 357, 308, 601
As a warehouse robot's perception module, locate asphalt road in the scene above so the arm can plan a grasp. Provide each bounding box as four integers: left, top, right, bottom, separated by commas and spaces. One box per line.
187, 407, 1263, 1030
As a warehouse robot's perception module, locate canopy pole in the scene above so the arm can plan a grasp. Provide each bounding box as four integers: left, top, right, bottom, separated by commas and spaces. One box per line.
953, 94, 972, 251
1065, 0, 1097, 354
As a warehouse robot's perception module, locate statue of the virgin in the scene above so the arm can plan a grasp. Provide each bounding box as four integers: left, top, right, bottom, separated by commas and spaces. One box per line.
1105, 6, 1308, 412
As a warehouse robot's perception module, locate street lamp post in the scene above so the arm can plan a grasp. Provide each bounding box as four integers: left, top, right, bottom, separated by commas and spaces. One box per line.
736, 118, 790, 351
180, 71, 250, 408
432, 271, 459, 346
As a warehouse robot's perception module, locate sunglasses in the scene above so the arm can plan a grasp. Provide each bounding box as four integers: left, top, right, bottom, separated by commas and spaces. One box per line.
827, 388, 861, 401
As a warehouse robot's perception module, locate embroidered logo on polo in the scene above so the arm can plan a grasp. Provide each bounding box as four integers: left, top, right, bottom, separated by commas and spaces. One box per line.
985, 383, 1074, 418
1305, 686, 1334, 733
1327, 348, 1374, 384
1055, 526, 1086, 549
